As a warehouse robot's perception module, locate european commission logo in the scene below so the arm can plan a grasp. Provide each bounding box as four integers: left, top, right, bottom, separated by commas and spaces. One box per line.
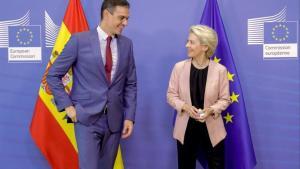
8, 26, 41, 62
0, 10, 60, 63
248, 7, 298, 59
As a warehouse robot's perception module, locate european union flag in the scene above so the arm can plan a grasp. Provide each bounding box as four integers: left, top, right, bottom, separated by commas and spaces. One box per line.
8, 26, 41, 47
199, 0, 257, 169
264, 22, 297, 44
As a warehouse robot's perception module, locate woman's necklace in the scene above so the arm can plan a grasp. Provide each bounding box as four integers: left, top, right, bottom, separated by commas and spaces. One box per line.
192, 58, 209, 69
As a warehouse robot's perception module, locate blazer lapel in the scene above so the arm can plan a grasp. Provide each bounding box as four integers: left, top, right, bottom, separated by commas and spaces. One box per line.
204, 60, 214, 108
181, 59, 192, 105
89, 29, 108, 84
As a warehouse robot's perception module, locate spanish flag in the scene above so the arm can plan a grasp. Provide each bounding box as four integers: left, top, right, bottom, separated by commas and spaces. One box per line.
30, 0, 124, 168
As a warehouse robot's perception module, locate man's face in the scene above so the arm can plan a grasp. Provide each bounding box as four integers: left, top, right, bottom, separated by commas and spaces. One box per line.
105, 6, 129, 35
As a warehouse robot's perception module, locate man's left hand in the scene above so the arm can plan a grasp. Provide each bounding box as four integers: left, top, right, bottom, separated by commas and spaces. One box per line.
122, 120, 134, 139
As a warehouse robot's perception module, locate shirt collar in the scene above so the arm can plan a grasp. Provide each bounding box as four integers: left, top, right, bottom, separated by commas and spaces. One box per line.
97, 26, 115, 40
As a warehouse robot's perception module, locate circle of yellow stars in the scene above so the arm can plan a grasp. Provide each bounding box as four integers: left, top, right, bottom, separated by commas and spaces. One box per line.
271, 23, 289, 42
213, 56, 238, 124
16, 27, 34, 46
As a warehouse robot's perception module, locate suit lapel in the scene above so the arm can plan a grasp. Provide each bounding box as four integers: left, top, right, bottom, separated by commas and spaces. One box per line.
204, 60, 214, 108
182, 59, 192, 105
89, 29, 109, 84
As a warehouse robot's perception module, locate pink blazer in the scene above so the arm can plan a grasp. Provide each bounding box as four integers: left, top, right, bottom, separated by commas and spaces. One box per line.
167, 59, 231, 147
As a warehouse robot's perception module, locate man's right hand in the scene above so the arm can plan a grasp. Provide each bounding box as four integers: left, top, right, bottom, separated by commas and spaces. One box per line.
65, 106, 77, 122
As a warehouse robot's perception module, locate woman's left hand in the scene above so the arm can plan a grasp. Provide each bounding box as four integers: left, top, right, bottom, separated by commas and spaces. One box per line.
205, 107, 220, 119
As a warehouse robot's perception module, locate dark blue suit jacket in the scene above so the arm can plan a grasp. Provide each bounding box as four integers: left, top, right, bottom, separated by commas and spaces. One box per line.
47, 29, 137, 132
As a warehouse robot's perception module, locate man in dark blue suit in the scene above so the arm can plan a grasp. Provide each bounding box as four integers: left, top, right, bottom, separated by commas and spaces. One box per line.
47, 0, 137, 168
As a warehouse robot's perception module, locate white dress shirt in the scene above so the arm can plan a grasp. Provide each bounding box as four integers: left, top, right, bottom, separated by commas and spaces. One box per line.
97, 26, 118, 81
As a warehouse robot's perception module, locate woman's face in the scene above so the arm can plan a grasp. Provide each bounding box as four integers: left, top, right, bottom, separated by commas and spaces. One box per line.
185, 33, 208, 59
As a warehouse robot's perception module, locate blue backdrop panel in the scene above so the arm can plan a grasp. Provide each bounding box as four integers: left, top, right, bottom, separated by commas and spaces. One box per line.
0, 0, 299, 169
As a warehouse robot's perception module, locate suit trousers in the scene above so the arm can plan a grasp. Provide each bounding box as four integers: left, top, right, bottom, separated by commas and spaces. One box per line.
75, 113, 121, 169
177, 118, 224, 169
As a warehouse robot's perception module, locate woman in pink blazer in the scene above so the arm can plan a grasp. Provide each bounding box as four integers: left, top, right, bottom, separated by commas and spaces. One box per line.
167, 25, 231, 169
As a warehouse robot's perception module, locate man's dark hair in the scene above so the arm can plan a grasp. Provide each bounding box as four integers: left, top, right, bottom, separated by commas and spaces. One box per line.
101, 0, 130, 19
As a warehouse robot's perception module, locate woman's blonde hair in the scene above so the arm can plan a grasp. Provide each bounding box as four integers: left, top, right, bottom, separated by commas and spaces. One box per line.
190, 25, 218, 58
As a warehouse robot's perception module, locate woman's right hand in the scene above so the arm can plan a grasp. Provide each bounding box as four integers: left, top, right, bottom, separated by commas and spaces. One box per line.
182, 103, 200, 120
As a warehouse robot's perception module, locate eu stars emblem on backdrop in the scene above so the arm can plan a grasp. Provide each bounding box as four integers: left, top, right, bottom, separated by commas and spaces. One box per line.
8, 25, 41, 62
263, 22, 298, 58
